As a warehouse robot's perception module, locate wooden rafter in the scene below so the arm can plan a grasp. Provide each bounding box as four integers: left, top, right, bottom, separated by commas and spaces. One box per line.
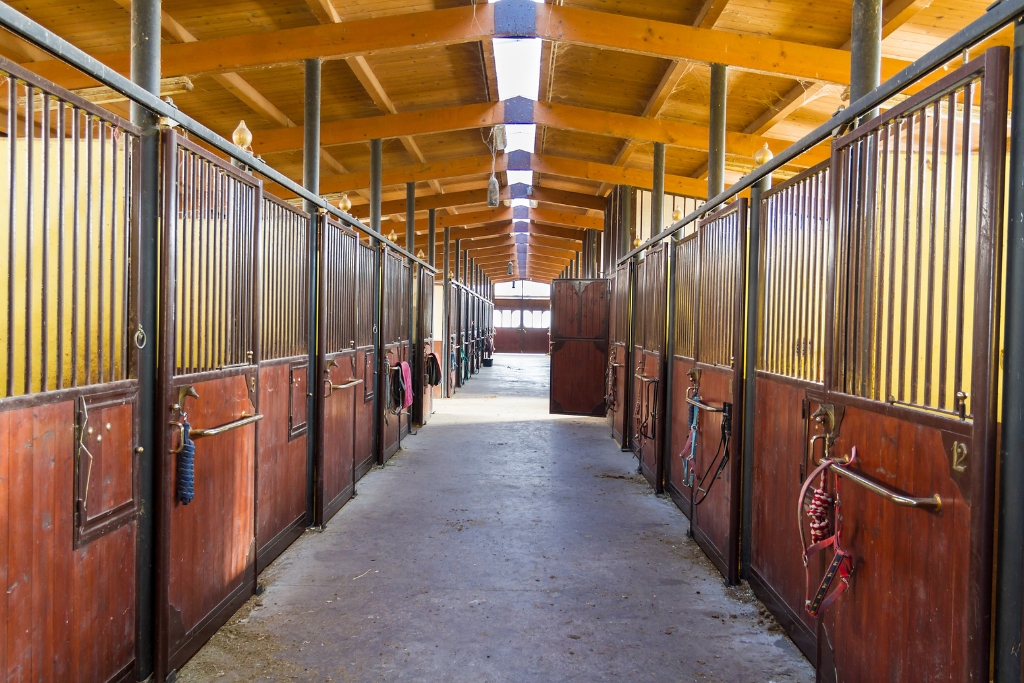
529, 154, 708, 197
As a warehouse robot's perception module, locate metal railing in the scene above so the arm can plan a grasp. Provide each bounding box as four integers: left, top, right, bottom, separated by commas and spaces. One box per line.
0, 1, 436, 275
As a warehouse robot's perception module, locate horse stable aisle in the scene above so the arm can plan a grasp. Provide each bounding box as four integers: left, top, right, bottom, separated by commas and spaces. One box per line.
178, 354, 812, 682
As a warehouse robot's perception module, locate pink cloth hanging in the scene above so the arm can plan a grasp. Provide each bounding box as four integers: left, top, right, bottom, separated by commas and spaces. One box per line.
400, 361, 414, 408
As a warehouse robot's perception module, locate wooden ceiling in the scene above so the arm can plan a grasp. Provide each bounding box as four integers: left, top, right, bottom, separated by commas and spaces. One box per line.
0, 0, 1003, 283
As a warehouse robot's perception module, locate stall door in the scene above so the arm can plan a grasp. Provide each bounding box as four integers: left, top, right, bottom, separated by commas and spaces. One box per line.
679, 202, 747, 585
157, 132, 262, 677
379, 249, 405, 462
354, 242, 377, 481
255, 194, 310, 570
608, 263, 632, 446
416, 269, 436, 426
549, 279, 610, 416
811, 50, 1007, 682
0, 65, 141, 682
633, 245, 666, 489
317, 216, 359, 525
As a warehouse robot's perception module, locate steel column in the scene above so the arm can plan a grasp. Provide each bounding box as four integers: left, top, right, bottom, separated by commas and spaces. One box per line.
428, 209, 437, 266
442, 227, 451, 397
620, 186, 632, 257
303, 57, 321, 532
370, 139, 383, 244
130, 0, 160, 675
996, 17, 1024, 683
652, 142, 666, 235
405, 182, 415, 256
708, 64, 727, 197
851, 0, 882, 118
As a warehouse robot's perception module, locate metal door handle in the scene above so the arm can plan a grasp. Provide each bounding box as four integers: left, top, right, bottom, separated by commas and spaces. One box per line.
332, 378, 363, 391
190, 413, 264, 439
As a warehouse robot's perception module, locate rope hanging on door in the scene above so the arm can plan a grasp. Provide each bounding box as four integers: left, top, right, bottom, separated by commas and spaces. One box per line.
679, 400, 699, 488
177, 422, 196, 505
798, 448, 855, 617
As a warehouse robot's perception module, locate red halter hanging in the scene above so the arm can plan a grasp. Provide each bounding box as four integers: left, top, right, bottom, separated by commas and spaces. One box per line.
798, 447, 856, 618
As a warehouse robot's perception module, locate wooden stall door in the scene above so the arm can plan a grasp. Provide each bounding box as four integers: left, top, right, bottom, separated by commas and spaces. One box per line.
607, 263, 632, 446
380, 250, 404, 462
812, 51, 1007, 682
0, 62, 142, 682
747, 162, 830, 661
549, 279, 610, 416
667, 232, 699, 515
256, 195, 310, 572
354, 242, 377, 481
682, 202, 746, 585
158, 132, 262, 677
317, 217, 359, 526
633, 245, 666, 489
416, 269, 436, 426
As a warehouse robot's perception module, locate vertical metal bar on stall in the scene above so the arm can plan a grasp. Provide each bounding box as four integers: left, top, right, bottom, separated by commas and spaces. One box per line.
304, 57, 322, 527
652, 142, 666, 233
132, 0, 160, 675
996, 17, 1024, 683
741, 174, 770, 579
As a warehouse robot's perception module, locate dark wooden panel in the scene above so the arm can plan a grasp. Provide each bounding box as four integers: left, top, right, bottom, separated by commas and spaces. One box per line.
667, 356, 693, 514
633, 349, 660, 487
578, 281, 609, 339
822, 403, 969, 682
550, 339, 607, 416
0, 400, 136, 682
748, 377, 816, 659
257, 362, 307, 569
550, 281, 580, 338
167, 373, 256, 668
354, 349, 376, 481
322, 353, 356, 523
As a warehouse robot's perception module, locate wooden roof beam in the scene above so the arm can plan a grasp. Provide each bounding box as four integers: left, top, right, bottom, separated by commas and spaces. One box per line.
311, 154, 506, 196
24, 1, 917, 91
521, 152, 708, 198
534, 3, 909, 85
253, 99, 826, 168
24, 4, 496, 90
744, 0, 933, 136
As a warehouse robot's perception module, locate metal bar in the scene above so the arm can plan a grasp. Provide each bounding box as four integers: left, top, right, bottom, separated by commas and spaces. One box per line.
304, 57, 321, 522
190, 413, 264, 438
851, 0, 882, 115
996, 19, 1024, 682
612, 0, 1024, 265
0, 1, 431, 260
23, 84, 34, 393
819, 456, 942, 509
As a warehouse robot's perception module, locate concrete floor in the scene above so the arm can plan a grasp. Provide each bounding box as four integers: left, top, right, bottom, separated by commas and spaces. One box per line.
179, 353, 814, 683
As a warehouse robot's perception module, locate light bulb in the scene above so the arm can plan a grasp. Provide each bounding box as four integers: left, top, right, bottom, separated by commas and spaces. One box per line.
753, 143, 774, 166
232, 120, 252, 151
338, 193, 352, 212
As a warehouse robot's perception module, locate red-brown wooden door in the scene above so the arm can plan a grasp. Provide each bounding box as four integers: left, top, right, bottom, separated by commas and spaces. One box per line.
316, 216, 359, 526
607, 262, 632, 446
549, 279, 610, 416
632, 245, 666, 488
0, 67, 142, 682
255, 194, 310, 571
354, 242, 378, 481
157, 132, 263, 678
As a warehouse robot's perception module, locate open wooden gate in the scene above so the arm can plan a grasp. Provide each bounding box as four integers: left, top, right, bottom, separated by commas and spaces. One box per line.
633, 244, 666, 489
549, 279, 610, 416
747, 49, 1008, 682
156, 132, 263, 675
668, 202, 747, 585
316, 215, 359, 525
256, 195, 310, 570
0, 60, 142, 681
